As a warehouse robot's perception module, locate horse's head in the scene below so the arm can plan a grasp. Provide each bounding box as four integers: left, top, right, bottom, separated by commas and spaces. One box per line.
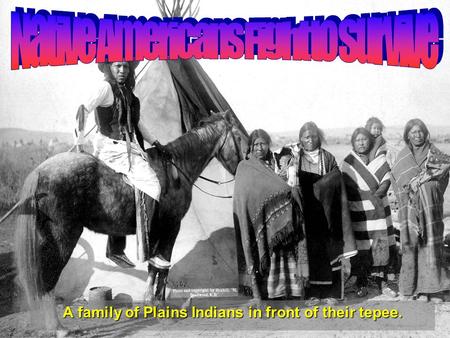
212, 111, 248, 175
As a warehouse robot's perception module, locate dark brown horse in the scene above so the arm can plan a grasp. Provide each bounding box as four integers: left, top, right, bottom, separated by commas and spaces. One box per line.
4, 111, 247, 330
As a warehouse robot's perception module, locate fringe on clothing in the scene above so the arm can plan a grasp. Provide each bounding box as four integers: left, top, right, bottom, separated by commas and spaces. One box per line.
233, 157, 306, 299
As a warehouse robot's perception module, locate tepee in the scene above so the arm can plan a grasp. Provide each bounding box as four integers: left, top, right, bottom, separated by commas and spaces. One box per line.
55, 1, 247, 301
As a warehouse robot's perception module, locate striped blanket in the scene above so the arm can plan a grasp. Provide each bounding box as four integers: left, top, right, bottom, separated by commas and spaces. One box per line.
341, 151, 395, 267
391, 144, 450, 295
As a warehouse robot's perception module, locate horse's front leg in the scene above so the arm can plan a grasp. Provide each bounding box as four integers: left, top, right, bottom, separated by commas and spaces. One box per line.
155, 268, 169, 303
143, 265, 157, 305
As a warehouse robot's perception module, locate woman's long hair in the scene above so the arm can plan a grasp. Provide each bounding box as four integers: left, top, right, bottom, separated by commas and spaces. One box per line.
403, 118, 430, 145
298, 121, 326, 148
247, 129, 273, 162
351, 127, 374, 153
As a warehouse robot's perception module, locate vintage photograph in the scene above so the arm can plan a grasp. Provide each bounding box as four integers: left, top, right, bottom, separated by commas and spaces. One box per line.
1, 0, 450, 337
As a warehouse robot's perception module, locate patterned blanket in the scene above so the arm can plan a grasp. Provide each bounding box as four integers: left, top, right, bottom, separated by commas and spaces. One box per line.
390, 143, 450, 295
341, 151, 395, 267
391, 144, 450, 245
233, 157, 302, 274
233, 157, 303, 298
368, 136, 387, 162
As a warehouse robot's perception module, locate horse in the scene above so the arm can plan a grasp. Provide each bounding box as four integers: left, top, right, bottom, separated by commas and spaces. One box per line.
3, 111, 247, 331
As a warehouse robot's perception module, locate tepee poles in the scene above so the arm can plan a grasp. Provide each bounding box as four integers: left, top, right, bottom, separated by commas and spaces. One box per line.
155, 0, 200, 18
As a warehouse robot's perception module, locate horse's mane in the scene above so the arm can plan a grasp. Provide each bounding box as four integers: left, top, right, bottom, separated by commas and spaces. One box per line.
166, 114, 227, 159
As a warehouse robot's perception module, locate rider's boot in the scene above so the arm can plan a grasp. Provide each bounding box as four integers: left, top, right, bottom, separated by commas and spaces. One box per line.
106, 236, 135, 268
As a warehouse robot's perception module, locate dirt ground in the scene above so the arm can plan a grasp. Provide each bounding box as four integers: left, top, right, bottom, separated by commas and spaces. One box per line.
1, 232, 450, 337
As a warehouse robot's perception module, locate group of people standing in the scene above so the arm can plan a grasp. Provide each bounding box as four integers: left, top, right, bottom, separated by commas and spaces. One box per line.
233, 117, 450, 304
77, 61, 449, 304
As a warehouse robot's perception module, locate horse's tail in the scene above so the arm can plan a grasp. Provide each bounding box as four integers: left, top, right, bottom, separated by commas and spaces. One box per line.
0, 198, 29, 225
15, 170, 42, 306
14, 170, 60, 329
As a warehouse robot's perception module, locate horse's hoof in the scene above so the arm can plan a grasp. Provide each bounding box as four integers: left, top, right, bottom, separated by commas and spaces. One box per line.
181, 297, 192, 310
56, 327, 70, 338
143, 293, 156, 306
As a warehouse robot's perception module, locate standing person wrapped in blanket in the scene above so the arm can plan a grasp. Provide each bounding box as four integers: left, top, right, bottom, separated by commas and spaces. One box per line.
233, 129, 307, 301
341, 128, 397, 298
280, 122, 357, 304
391, 119, 450, 303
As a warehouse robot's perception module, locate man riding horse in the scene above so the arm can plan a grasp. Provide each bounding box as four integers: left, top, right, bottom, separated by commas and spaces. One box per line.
1, 58, 247, 331
75, 60, 170, 269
